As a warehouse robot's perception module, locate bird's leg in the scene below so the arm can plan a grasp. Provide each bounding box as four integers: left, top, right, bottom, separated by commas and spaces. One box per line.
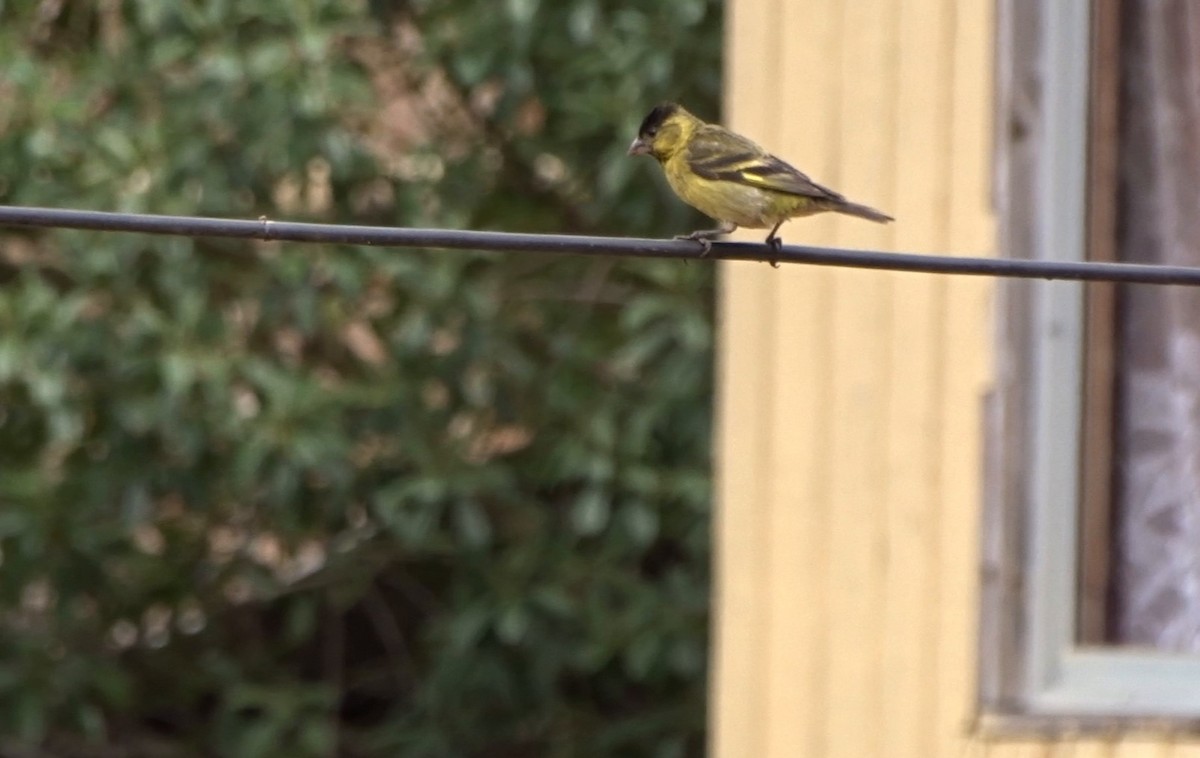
764, 221, 785, 268
676, 221, 738, 257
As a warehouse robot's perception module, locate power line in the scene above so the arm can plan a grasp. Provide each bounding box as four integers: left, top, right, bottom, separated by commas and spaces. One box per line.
1, 204, 1198, 286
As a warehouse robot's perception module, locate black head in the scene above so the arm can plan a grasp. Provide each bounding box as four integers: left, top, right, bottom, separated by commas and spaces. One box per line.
638, 102, 680, 139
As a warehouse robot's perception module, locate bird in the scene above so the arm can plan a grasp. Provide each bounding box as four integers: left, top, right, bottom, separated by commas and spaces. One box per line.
627, 102, 892, 261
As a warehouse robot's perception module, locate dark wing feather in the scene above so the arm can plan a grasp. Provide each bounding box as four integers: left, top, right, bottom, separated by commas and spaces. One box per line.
684, 125, 845, 201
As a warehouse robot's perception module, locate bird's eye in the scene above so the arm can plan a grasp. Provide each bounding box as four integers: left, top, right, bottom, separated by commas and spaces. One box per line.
647, 127, 658, 137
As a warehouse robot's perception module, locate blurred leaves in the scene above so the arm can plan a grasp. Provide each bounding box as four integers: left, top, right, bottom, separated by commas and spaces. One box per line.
0, 0, 718, 755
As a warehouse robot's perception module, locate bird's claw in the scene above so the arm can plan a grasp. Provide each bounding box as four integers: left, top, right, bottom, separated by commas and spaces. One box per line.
766, 235, 783, 268
674, 233, 713, 257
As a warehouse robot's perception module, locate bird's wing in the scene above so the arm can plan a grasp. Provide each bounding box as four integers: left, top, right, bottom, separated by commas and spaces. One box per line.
685, 125, 845, 201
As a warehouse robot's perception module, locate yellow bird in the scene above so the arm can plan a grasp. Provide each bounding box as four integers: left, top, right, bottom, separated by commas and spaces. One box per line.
628, 103, 892, 255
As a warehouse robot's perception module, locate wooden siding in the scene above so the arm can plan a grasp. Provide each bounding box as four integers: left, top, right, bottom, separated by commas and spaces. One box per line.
716, 1, 1200, 755
713, 0, 1189, 755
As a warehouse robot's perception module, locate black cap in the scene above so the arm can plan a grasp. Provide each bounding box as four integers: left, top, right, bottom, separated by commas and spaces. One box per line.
638, 103, 680, 136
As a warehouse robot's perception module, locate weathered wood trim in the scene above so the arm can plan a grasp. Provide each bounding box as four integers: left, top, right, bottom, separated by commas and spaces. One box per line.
979, 0, 1043, 714
984, 0, 1200, 728
1077, 0, 1122, 645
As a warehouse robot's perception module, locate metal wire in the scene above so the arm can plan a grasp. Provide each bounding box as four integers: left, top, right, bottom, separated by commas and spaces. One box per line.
2, 204, 1199, 285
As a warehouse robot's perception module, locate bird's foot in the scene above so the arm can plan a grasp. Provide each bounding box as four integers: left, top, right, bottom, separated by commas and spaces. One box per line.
674, 232, 715, 257
765, 234, 783, 268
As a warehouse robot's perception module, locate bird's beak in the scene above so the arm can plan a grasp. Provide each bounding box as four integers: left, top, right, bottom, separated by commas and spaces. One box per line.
627, 137, 651, 156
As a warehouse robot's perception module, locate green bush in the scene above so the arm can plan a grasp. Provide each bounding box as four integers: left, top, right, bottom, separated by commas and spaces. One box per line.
0, 1, 719, 755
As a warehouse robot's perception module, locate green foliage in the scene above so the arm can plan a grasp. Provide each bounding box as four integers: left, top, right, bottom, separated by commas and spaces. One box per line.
0, 1, 719, 755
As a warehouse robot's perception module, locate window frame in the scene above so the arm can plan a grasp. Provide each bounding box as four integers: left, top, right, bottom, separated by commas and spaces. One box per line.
981, 0, 1200, 728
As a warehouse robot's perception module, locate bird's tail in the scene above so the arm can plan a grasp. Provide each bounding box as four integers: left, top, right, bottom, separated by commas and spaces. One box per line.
835, 201, 893, 224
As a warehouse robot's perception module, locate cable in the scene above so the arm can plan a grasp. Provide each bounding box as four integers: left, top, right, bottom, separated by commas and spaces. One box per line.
1, 204, 1198, 286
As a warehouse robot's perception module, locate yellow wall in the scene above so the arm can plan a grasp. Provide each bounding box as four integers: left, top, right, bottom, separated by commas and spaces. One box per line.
714, 1, 1065, 756
715, 2, 1200, 756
